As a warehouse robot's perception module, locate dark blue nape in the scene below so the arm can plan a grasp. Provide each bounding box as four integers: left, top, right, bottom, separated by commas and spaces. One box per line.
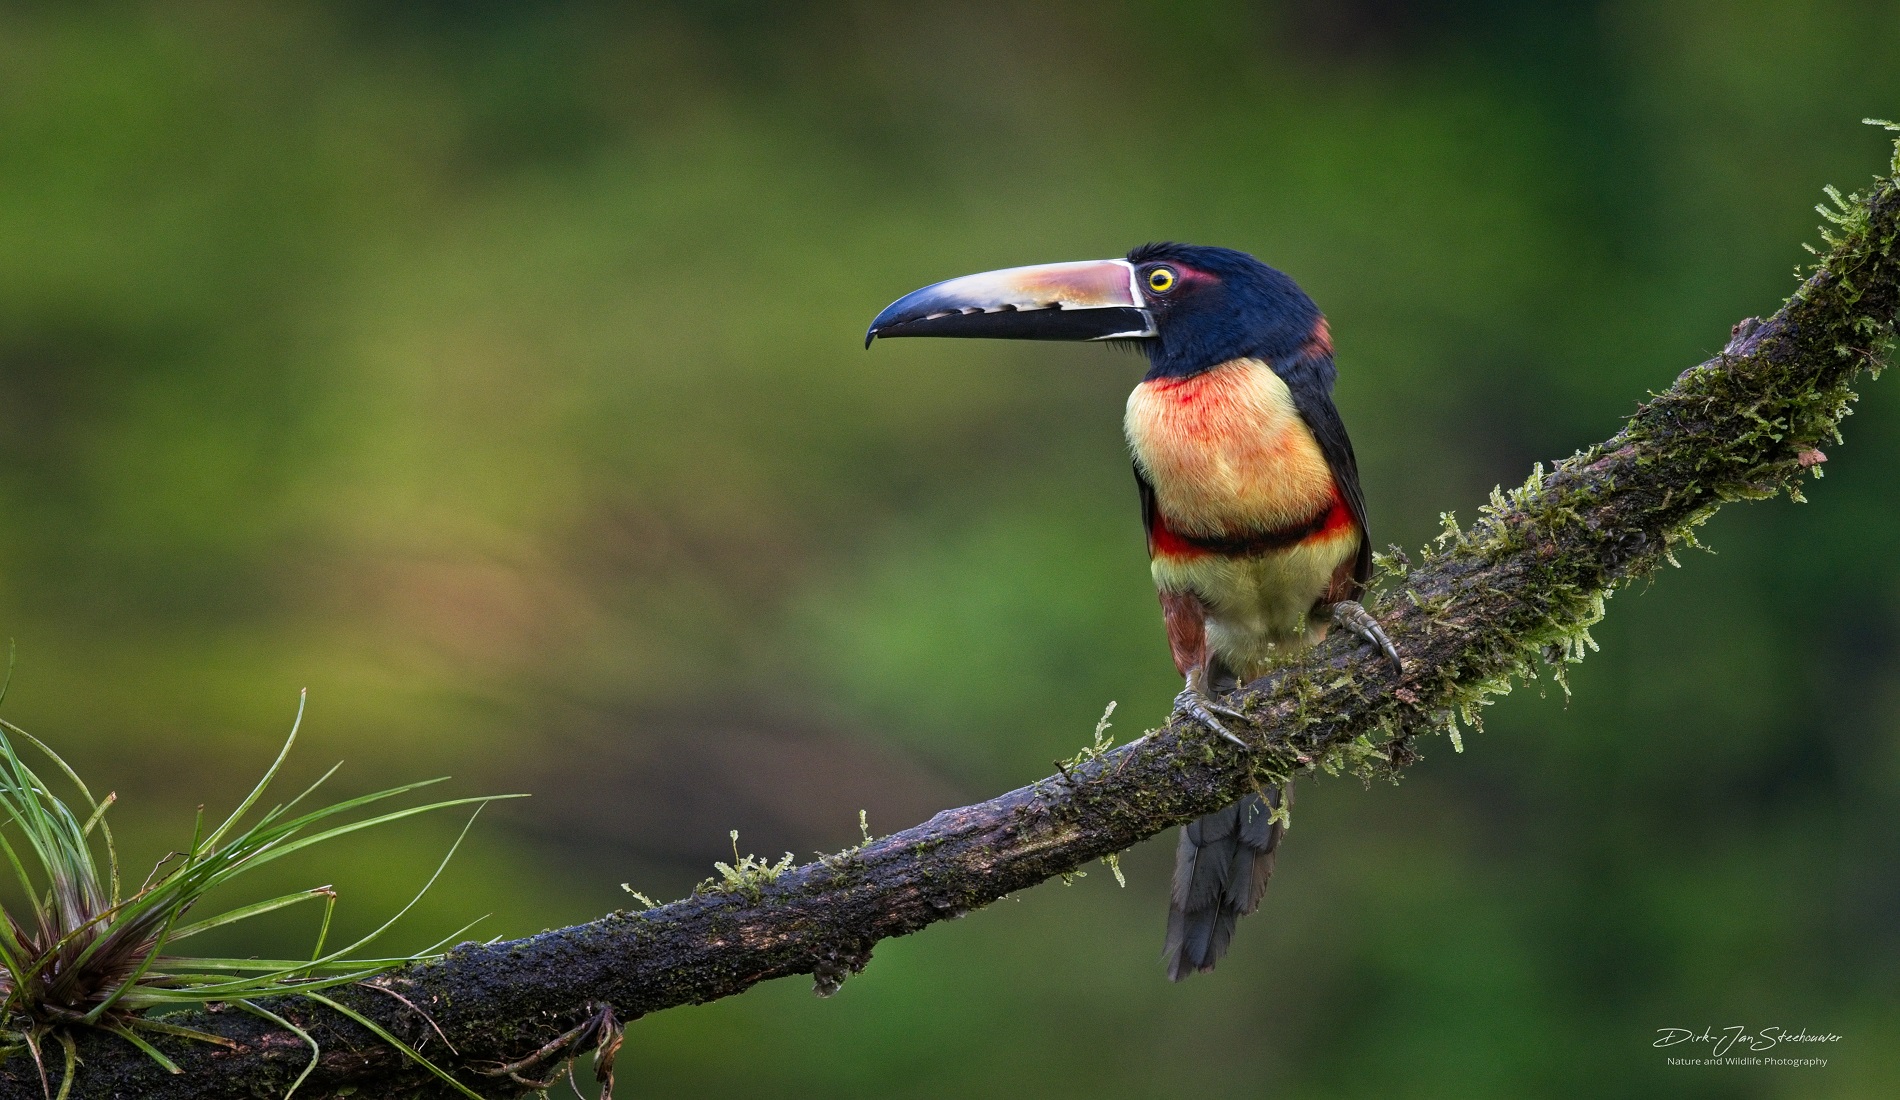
1126, 243, 1324, 380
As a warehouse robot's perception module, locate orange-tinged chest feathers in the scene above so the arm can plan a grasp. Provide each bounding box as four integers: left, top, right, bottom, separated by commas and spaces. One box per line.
1124, 357, 1336, 537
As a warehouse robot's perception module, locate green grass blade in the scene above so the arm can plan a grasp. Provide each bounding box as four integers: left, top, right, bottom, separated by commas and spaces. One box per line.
53, 1031, 77, 1100
166, 887, 334, 943
241, 795, 519, 875
0, 828, 46, 937
101, 809, 121, 907
144, 957, 362, 972
239, 777, 453, 846
0, 756, 67, 884
192, 779, 457, 891
321, 805, 488, 961
311, 885, 337, 964
2, 721, 109, 827
149, 923, 483, 969
198, 690, 305, 854
248, 760, 344, 834
235, 1000, 321, 1099
78, 789, 118, 904
0, 927, 29, 1003
154, 951, 454, 971
106, 1025, 183, 1074
114, 966, 396, 1003
401, 916, 490, 961
2, 718, 118, 900
303, 991, 489, 1100
126, 1018, 242, 1049
0, 733, 90, 873
20, 1028, 49, 1099
80, 791, 115, 836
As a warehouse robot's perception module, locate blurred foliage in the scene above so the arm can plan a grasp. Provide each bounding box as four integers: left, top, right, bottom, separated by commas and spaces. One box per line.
0, 1, 1896, 1096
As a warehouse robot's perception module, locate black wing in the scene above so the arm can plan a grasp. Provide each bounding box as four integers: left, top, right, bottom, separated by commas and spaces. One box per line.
1277, 349, 1373, 592
1134, 461, 1159, 557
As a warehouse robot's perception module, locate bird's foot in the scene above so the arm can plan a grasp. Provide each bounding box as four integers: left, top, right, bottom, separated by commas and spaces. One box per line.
1174, 685, 1252, 749
1332, 600, 1402, 673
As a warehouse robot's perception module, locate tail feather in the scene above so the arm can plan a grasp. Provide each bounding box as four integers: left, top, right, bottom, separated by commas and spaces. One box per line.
1164, 783, 1290, 981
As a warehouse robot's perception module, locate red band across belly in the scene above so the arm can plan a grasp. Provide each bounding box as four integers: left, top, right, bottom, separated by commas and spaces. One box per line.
1151, 492, 1354, 560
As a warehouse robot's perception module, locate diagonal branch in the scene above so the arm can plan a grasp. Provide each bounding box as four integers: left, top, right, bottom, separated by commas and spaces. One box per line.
14, 132, 1900, 1099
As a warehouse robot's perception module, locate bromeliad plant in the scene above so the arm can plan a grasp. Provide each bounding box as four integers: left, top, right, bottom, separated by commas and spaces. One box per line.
0, 689, 513, 1096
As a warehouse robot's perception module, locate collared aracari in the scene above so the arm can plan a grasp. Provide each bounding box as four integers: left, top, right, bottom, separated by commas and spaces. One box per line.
866, 243, 1399, 981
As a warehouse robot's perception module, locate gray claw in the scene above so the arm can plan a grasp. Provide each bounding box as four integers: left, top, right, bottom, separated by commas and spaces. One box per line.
1332, 600, 1402, 673
1174, 686, 1251, 749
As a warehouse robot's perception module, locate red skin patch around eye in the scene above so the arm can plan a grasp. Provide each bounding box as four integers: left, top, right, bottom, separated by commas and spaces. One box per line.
1145, 263, 1216, 300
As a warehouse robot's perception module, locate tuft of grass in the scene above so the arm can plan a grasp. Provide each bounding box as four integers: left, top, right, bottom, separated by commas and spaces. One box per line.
0, 684, 520, 1098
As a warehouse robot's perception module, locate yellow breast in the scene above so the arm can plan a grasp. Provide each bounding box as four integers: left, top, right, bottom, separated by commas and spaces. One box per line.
1124, 358, 1336, 537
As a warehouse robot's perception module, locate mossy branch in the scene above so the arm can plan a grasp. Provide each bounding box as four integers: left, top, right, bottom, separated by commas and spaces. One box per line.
11, 132, 1900, 1099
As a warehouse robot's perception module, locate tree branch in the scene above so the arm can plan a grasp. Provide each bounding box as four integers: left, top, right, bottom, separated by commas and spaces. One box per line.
16, 136, 1900, 1099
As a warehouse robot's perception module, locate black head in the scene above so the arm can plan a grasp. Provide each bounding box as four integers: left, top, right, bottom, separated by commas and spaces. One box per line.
1123, 243, 1324, 380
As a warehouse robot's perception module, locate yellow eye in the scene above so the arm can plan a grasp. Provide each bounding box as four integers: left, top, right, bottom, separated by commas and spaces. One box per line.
1147, 267, 1176, 293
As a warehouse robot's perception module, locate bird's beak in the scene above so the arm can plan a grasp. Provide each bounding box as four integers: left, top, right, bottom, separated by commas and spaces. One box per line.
865, 259, 1156, 348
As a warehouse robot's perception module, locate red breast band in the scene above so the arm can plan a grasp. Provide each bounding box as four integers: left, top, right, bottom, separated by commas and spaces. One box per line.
1151, 493, 1354, 560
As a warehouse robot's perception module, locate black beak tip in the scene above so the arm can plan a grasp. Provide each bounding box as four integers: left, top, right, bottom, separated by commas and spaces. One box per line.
864, 327, 877, 350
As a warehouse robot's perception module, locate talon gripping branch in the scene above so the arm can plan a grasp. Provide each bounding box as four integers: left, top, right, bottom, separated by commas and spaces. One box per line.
868, 243, 1400, 981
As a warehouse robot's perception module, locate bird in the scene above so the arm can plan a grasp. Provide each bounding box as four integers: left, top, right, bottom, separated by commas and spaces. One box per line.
865, 243, 1399, 981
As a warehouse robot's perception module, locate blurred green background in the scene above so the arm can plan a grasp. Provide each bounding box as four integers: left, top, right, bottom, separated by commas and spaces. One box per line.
0, 1, 1896, 1096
